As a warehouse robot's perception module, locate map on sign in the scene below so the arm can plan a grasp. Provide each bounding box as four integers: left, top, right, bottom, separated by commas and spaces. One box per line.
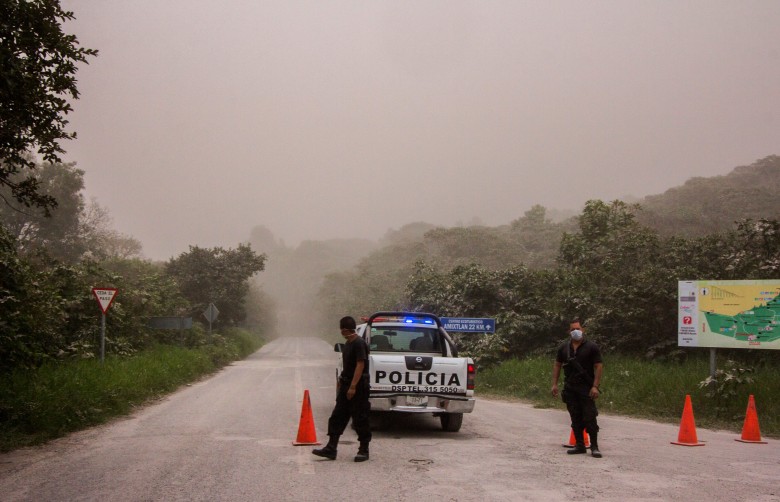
92, 288, 118, 314
678, 280, 780, 350
440, 317, 496, 333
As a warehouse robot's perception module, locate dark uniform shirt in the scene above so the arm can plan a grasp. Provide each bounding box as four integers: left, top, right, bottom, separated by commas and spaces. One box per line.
556, 339, 602, 391
340, 336, 369, 383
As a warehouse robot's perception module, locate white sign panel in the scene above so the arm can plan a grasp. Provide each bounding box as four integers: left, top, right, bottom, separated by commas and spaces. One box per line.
678, 281, 699, 347
92, 288, 118, 314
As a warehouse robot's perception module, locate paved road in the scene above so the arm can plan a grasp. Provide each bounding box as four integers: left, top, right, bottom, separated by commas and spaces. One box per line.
1, 337, 778, 501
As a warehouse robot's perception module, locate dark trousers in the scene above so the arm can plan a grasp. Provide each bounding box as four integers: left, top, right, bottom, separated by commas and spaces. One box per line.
327, 380, 372, 444
564, 387, 599, 442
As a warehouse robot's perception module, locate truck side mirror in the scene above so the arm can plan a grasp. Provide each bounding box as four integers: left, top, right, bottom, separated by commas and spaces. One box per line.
334, 343, 344, 353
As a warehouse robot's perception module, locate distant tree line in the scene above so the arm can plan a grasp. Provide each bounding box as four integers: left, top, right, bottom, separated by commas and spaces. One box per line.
407, 201, 780, 364
317, 169, 780, 363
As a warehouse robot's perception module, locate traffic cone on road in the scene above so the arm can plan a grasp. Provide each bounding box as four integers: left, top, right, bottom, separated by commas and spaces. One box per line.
292, 389, 321, 446
736, 395, 767, 444
562, 428, 590, 448
671, 394, 705, 446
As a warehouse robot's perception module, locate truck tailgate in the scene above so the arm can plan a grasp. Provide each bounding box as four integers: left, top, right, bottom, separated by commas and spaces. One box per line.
369, 354, 470, 395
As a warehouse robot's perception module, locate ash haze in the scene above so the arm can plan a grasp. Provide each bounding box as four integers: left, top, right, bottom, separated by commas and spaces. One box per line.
60, 1, 780, 260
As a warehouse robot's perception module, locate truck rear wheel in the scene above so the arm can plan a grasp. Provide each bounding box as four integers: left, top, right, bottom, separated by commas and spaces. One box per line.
440, 412, 463, 432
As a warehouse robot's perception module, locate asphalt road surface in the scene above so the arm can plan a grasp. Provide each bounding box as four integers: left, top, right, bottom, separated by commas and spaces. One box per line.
1, 337, 778, 501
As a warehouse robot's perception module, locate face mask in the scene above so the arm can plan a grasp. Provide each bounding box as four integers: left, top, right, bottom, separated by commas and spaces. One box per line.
570, 329, 583, 341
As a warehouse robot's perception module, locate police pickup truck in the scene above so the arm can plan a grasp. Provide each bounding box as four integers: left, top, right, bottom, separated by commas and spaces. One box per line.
336, 312, 475, 432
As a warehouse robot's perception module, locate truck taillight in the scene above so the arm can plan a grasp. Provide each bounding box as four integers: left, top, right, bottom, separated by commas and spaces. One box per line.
467, 363, 476, 390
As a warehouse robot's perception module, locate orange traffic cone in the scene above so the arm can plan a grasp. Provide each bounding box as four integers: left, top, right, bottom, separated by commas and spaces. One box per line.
562, 428, 590, 448
292, 389, 321, 446
736, 395, 767, 444
671, 394, 705, 446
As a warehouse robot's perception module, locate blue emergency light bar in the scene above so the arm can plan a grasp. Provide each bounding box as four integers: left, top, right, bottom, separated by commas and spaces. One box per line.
403, 317, 434, 324
366, 313, 439, 325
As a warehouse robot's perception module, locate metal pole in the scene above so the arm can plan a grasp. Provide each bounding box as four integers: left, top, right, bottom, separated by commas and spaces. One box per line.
709, 347, 716, 378
100, 312, 106, 365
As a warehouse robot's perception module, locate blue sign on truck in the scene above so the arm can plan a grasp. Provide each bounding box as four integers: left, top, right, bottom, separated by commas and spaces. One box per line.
440, 317, 496, 333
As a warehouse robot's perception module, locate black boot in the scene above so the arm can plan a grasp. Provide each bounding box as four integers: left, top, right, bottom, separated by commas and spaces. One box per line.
589, 432, 602, 458
312, 435, 338, 460
567, 429, 587, 454
354, 442, 369, 462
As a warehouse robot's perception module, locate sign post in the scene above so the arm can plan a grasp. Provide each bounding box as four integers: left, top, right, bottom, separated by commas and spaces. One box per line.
203, 303, 219, 335
92, 288, 118, 364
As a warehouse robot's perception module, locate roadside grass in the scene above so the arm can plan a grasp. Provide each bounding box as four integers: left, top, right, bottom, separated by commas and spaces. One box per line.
477, 354, 780, 437
0, 329, 264, 453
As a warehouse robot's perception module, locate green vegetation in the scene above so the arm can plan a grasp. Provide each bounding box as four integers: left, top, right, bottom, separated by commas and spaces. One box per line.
312, 156, 779, 437
1, 0, 98, 211
0, 329, 263, 452
404, 198, 780, 358
0, 4, 274, 453
478, 354, 780, 437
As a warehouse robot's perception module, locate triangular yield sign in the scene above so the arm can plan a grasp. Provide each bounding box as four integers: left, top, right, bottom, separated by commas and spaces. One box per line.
92, 288, 118, 314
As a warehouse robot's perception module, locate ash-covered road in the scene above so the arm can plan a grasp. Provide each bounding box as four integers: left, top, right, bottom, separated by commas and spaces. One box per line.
1, 337, 778, 501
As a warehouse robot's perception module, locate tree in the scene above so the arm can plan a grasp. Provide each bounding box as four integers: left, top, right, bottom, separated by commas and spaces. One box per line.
166, 244, 266, 326
509, 205, 570, 269
725, 218, 780, 279
556, 200, 666, 352
0, 161, 85, 260
638, 155, 780, 237
79, 199, 143, 261
379, 222, 436, 247
1, 0, 97, 211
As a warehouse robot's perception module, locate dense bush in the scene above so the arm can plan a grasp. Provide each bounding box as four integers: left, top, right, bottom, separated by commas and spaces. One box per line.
406, 202, 780, 365
0, 223, 268, 371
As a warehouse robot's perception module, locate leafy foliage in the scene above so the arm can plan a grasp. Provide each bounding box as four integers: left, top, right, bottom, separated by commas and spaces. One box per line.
1, 0, 97, 211
166, 244, 266, 326
698, 360, 755, 418
323, 178, 780, 364
0, 162, 142, 263
1, 223, 266, 370
316, 212, 570, 331
1, 161, 85, 260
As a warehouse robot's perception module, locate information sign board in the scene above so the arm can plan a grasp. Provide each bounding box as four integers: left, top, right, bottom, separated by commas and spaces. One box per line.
678, 280, 780, 350
440, 317, 496, 333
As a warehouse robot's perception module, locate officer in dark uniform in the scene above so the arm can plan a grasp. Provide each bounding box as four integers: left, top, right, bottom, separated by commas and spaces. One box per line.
313, 316, 372, 462
551, 318, 604, 458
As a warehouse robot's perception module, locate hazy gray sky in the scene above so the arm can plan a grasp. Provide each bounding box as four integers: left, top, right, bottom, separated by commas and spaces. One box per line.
61, 1, 780, 260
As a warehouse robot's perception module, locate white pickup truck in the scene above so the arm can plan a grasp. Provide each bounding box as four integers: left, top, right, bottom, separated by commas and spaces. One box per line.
336, 312, 476, 432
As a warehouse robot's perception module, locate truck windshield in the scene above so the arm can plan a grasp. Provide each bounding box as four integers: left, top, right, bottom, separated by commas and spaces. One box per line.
369, 326, 441, 353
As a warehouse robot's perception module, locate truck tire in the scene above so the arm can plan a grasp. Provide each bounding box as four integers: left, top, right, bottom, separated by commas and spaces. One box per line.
440, 412, 463, 432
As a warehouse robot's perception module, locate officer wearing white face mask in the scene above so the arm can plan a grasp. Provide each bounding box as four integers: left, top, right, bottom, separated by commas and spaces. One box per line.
551, 318, 604, 458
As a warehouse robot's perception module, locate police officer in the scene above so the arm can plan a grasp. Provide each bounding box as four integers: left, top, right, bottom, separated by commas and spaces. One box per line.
551, 318, 604, 458
313, 316, 372, 462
